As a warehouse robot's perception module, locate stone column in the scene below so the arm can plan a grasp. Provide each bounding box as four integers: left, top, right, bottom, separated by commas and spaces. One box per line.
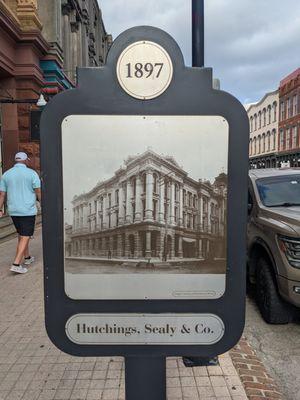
119, 186, 125, 225
145, 231, 152, 258
159, 180, 165, 223
178, 236, 183, 258
145, 171, 153, 221
73, 208, 76, 231
169, 181, 175, 225
135, 175, 142, 222
126, 180, 133, 224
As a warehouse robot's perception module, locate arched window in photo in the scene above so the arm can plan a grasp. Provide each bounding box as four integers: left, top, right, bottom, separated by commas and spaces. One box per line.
131, 177, 136, 197
153, 173, 158, 194
142, 174, 147, 193
175, 183, 179, 201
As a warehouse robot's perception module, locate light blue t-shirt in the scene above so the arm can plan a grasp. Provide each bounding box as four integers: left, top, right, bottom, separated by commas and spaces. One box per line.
0, 164, 41, 216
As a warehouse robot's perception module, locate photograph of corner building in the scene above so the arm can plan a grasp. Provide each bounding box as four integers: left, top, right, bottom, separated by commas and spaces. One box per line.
65, 150, 227, 274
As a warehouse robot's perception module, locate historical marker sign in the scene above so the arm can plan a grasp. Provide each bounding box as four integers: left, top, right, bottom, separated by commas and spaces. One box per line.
41, 26, 249, 363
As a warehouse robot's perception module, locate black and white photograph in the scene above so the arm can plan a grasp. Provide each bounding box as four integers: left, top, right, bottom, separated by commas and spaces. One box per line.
62, 115, 228, 299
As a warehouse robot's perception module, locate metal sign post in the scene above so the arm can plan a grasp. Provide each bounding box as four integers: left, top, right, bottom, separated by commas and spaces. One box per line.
41, 4, 249, 400
192, 0, 205, 67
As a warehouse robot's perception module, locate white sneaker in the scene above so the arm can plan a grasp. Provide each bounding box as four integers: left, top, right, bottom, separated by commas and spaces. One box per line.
24, 256, 35, 265
10, 265, 28, 274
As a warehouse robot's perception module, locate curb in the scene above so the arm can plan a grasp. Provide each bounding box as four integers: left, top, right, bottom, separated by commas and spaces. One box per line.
230, 337, 283, 400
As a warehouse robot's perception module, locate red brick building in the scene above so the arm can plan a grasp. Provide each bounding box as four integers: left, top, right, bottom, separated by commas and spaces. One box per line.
278, 68, 300, 167
0, 0, 50, 172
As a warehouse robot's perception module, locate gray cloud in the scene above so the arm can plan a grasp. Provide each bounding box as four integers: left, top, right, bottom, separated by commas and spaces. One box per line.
99, 0, 300, 103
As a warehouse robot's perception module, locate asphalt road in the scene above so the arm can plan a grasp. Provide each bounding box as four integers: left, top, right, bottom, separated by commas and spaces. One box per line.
244, 293, 300, 400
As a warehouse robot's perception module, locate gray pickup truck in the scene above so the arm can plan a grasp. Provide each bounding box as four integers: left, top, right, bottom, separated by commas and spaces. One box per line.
247, 168, 300, 324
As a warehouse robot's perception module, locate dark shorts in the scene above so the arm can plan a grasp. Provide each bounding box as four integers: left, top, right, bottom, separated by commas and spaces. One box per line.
11, 216, 36, 237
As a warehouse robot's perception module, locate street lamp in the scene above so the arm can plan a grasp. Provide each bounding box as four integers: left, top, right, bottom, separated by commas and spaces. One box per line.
36, 94, 47, 107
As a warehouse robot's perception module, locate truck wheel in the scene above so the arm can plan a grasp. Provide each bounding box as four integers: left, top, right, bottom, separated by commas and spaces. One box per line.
256, 258, 292, 324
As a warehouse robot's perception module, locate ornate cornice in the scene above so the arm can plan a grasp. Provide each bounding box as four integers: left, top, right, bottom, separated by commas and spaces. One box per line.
16, 0, 42, 31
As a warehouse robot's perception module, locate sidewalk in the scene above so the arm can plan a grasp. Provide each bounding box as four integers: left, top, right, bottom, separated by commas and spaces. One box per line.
0, 230, 280, 400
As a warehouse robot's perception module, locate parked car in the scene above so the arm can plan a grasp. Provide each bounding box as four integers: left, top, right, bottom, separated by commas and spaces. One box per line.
247, 168, 300, 324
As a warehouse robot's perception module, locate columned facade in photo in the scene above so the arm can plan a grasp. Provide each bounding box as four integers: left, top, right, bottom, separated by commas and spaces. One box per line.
68, 150, 227, 261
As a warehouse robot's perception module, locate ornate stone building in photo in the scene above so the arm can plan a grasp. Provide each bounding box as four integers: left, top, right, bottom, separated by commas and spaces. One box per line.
67, 150, 227, 261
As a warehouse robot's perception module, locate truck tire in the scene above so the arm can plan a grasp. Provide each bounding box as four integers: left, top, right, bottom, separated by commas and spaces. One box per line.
256, 257, 292, 324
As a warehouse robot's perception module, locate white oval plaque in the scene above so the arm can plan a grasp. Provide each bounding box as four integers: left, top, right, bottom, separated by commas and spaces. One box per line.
66, 314, 225, 345
116, 41, 173, 100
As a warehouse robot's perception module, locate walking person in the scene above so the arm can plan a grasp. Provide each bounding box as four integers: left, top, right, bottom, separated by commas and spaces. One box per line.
0, 152, 41, 274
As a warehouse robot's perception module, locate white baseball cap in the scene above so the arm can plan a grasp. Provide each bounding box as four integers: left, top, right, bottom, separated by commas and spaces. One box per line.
15, 152, 30, 161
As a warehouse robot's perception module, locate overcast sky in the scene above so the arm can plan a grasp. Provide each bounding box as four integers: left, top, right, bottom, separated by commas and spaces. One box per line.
99, 0, 300, 104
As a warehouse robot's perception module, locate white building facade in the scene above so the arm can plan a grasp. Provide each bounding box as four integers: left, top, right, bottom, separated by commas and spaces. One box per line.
247, 90, 279, 168
67, 150, 227, 261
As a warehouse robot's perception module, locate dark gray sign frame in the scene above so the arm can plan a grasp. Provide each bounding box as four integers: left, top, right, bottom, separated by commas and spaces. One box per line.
41, 26, 249, 360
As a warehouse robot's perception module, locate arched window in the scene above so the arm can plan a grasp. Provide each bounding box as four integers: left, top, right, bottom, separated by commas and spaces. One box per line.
263, 108, 266, 127
286, 128, 290, 150
268, 105, 272, 124
273, 129, 276, 150
258, 111, 262, 129
279, 129, 284, 150
262, 133, 266, 153
254, 114, 257, 130
250, 116, 253, 132
249, 139, 252, 155
253, 137, 257, 154
273, 101, 277, 122
258, 135, 261, 154
266, 132, 271, 152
